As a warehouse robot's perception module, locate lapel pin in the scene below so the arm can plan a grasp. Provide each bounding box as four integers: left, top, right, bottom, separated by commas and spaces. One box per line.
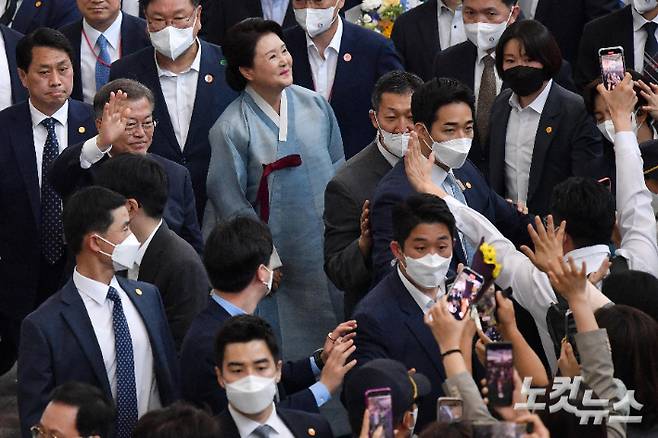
546, 126, 553, 134
135, 288, 143, 296
204, 74, 214, 84
465, 182, 472, 189
456, 179, 466, 191
78, 126, 86, 134
307, 428, 316, 436
35, 0, 42, 6
343, 53, 352, 62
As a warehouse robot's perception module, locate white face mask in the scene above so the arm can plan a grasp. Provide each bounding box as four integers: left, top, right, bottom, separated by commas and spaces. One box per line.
463, 10, 512, 51
633, 0, 658, 14
422, 125, 471, 169
95, 233, 141, 271
294, 0, 339, 38
225, 375, 277, 415
374, 113, 409, 158
149, 13, 197, 60
403, 252, 452, 289
597, 113, 640, 143
262, 266, 274, 295
409, 407, 419, 437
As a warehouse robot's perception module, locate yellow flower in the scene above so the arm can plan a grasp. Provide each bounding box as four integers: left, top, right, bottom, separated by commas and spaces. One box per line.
479, 242, 502, 278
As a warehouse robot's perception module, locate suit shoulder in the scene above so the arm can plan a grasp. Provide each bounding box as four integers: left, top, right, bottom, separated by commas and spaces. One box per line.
583, 4, 630, 33
123, 13, 147, 27
277, 408, 332, 432
437, 41, 474, 59
283, 24, 306, 41
200, 40, 226, 58
58, 19, 81, 36
353, 275, 398, 317
343, 20, 389, 45
1, 24, 23, 41
552, 82, 586, 106
112, 46, 154, 69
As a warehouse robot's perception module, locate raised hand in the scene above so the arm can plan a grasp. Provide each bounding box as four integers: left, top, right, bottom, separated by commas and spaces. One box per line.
358, 200, 372, 257
596, 73, 638, 132
319, 336, 357, 394
520, 215, 566, 273
557, 340, 580, 378
97, 90, 131, 149
546, 256, 588, 304
637, 79, 658, 121
404, 131, 443, 196
322, 320, 357, 362
424, 296, 469, 354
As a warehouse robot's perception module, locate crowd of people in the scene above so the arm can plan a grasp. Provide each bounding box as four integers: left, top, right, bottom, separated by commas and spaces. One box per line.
0, 0, 657, 437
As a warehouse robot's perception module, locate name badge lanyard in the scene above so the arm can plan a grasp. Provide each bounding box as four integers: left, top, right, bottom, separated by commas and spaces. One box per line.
82, 28, 122, 67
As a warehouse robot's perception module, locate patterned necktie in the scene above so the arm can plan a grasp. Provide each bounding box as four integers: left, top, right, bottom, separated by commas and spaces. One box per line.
251, 425, 273, 438
96, 34, 111, 91
40, 118, 64, 264
0, 0, 16, 25
644, 22, 658, 84
445, 172, 476, 263
107, 286, 138, 438
476, 55, 496, 144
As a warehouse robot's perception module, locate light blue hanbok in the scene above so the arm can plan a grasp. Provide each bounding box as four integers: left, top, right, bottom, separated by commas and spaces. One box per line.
203, 84, 345, 359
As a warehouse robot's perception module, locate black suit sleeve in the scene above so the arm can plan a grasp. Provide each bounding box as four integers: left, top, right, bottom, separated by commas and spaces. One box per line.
390, 19, 408, 70
568, 100, 607, 180
48, 143, 96, 199
489, 188, 534, 249
371, 189, 404, 285
575, 23, 601, 90
179, 168, 204, 254
585, 0, 622, 22
282, 358, 317, 395
278, 389, 320, 414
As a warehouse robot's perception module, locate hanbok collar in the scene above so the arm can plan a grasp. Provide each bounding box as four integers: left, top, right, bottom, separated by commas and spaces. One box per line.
245, 85, 288, 142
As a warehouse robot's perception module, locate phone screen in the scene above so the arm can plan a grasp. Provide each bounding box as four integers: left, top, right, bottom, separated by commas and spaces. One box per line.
486, 343, 514, 406
437, 397, 463, 423
447, 268, 484, 320
599, 47, 625, 90
365, 388, 393, 438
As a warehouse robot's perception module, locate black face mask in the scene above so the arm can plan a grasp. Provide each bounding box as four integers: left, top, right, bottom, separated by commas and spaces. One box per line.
503, 65, 548, 97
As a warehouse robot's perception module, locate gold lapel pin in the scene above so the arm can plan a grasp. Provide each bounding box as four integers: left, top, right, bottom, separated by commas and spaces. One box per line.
35, 0, 42, 6
78, 126, 86, 134
307, 428, 316, 437
546, 126, 553, 134
204, 74, 214, 84
343, 53, 352, 62
465, 182, 472, 189
135, 288, 143, 296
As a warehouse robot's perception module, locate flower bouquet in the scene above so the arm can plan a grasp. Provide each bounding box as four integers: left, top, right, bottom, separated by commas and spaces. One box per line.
357, 0, 425, 38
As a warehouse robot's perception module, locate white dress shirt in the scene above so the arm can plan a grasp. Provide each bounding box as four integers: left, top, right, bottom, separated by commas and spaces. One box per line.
156, 39, 201, 150
122, 0, 140, 17
437, 1, 466, 51
73, 268, 162, 416
128, 219, 163, 280
504, 79, 552, 203
29, 99, 69, 187
397, 267, 444, 314
517, 0, 539, 19
261, 0, 289, 25
229, 404, 294, 438
81, 14, 123, 104
245, 85, 288, 142
632, 7, 658, 75
473, 50, 502, 106
0, 31, 12, 111
306, 17, 342, 100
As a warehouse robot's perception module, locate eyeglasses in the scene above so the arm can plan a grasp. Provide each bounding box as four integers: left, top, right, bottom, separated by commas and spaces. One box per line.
31, 425, 91, 438
146, 10, 196, 32
125, 120, 156, 135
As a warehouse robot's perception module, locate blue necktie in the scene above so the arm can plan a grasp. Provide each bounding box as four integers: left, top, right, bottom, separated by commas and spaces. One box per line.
107, 286, 138, 438
644, 22, 658, 84
445, 172, 476, 263
40, 118, 64, 264
96, 34, 111, 90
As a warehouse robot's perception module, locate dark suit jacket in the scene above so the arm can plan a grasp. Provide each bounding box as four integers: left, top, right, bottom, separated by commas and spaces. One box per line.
487, 82, 605, 216
17, 277, 180, 436
575, 5, 633, 90
216, 406, 333, 438
48, 144, 204, 253
0, 99, 95, 321
370, 160, 532, 285
390, 0, 439, 81
350, 271, 445, 431
109, 41, 238, 220
1, 25, 27, 105
59, 14, 151, 102
534, 0, 620, 67
11, 0, 80, 34
180, 298, 319, 415
323, 141, 392, 318
203, 0, 297, 46
138, 221, 208, 349
284, 20, 403, 159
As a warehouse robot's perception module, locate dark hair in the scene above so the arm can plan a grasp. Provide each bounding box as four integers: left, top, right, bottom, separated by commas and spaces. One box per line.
203, 216, 273, 292
495, 19, 562, 79
93, 78, 155, 119
549, 177, 615, 248
49, 382, 115, 438
583, 70, 649, 116
214, 315, 279, 367
418, 421, 473, 437
140, 0, 199, 16
411, 77, 475, 130
371, 70, 424, 111
392, 193, 456, 245
132, 402, 219, 438
94, 154, 168, 219
16, 27, 74, 71
63, 186, 127, 255
223, 18, 284, 91
595, 305, 658, 429
602, 270, 658, 322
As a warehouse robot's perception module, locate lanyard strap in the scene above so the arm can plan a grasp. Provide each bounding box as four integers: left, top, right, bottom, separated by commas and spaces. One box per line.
81, 28, 122, 68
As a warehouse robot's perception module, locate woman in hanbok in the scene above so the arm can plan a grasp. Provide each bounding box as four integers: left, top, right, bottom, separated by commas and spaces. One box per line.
203, 18, 345, 359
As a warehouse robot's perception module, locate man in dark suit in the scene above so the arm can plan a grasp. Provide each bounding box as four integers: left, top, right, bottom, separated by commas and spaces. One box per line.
109, 0, 238, 221
181, 216, 357, 415
576, 3, 655, 90
324, 71, 423, 318
17, 186, 180, 438
352, 193, 457, 431
0, 25, 27, 110
214, 315, 334, 438
371, 78, 531, 284
59, 0, 151, 103
0, 28, 96, 376
284, 0, 403, 159
49, 78, 204, 253
94, 154, 209, 349
9, 0, 80, 34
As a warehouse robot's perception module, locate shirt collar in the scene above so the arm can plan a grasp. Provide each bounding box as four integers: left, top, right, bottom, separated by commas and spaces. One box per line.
305, 16, 343, 55
477, 49, 496, 63
229, 403, 284, 438
73, 267, 122, 306
134, 219, 162, 267
439, 1, 461, 14
375, 136, 402, 167
245, 85, 288, 142
632, 6, 658, 32
564, 244, 611, 273
397, 266, 442, 314
211, 293, 247, 317
508, 79, 553, 113
430, 162, 450, 187
155, 38, 202, 77
82, 12, 123, 50
29, 99, 69, 128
